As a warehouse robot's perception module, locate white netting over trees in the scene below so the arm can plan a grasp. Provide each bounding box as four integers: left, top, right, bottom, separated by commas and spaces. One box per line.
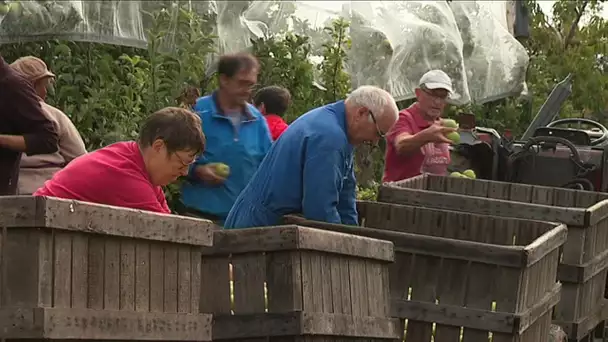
0, 0, 529, 104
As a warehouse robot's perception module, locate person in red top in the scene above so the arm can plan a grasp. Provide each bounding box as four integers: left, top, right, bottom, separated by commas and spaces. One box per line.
383, 70, 457, 182
34, 107, 206, 214
253, 86, 291, 141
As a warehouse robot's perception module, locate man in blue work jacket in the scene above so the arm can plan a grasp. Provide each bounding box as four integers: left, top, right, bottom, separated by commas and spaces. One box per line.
180, 53, 272, 224
224, 85, 399, 229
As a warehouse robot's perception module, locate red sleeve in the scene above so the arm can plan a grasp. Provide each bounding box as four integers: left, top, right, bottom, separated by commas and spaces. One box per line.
273, 121, 288, 140
156, 188, 171, 214
386, 114, 415, 147
123, 183, 171, 214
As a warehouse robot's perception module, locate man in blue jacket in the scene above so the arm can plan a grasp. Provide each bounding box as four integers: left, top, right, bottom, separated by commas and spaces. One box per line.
180, 53, 272, 224
224, 85, 399, 229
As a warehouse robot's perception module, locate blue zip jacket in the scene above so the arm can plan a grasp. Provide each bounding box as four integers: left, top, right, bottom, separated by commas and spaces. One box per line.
224, 100, 358, 229
180, 92, 272, 220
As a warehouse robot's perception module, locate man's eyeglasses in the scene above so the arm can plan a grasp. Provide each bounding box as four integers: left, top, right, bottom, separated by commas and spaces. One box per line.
420, 86, 449, 101
369, 110, 386, 138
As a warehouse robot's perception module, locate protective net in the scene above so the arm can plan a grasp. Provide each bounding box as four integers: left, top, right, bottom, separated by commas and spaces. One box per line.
0, 0, 529, 105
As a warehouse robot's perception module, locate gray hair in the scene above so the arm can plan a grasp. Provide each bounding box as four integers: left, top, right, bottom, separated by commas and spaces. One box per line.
346, 85, 398, 121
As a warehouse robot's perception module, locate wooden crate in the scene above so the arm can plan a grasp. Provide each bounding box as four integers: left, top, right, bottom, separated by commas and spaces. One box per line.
0, 196, 215, 341
284, 200, 566, 342
200, 225, 399, 341
379, 174, 608, 341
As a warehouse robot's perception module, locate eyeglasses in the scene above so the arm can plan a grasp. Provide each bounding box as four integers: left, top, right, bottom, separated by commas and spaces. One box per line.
173, 152, 197, 169
421, 86, 449, 101
369, 110, 386, 138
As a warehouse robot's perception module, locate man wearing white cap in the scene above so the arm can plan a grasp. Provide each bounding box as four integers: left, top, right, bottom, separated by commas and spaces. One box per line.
383, 69, 456, 182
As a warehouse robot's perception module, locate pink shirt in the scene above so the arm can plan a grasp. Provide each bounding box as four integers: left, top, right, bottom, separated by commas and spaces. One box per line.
34, 141, 170, 214
383, 103, 450, 182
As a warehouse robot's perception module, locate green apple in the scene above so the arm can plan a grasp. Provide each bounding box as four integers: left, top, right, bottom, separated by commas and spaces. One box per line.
446, 131, 461, 144
441, 118, 459, 129
0, 4, 9, 15
463, 169, 477, 179
450, 171, 463, 178
211, 163, 230, 178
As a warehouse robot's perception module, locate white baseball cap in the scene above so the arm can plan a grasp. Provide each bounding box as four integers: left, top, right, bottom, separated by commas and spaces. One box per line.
419, 69, 453, 93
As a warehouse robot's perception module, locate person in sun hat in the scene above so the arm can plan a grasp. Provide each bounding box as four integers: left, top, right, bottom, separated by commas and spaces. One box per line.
0, 54, 58, 195
10, 56, 88, 194
383, 69, 457, 182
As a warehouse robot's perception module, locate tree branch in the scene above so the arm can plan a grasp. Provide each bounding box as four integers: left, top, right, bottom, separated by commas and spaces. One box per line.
563, 0, 589, 50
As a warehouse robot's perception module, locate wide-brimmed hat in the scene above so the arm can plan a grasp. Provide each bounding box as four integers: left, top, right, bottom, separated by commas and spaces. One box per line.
10, 56, 55, 83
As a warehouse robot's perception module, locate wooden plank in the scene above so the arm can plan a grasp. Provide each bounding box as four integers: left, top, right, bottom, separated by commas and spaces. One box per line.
206, 226, 394, 262
0, 307, 212, 340
177, 246, 192, 313
134, 242, 150, 312
508, 183, 533, 203
87, 235, 104, 309
378, 185, 587, 225
232, 252, 266, 314
393, 298, 517, 333
0, 196, 214, 246
103, 238, 120, 310
558, 247, 608, 283
404, 254, 440, 342
461, 262, 495, 342
149, 243, 164, 312
2, 230, 49, 306
71, 232, 88, 308
587, 199, 608, 225
163, 244, 179, 313
52, 231, 72, 308
283, 216, 527, 267
266, 251, 303, 313
348, 258, 368, 317
211, 312, 399, 339
190, 248, 201, 314
119, 239, 135, 311
434, 255, 468, 342
199, 256, 231, 314
523, 224, 568, 266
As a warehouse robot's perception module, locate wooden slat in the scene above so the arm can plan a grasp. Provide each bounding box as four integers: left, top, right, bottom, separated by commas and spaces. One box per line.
0, 196, 214, 246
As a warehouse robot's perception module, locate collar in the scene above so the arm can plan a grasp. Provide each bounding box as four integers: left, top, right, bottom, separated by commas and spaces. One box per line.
211, 90, 255, 121
407, 102, 433, 128
333, 100, 349, 138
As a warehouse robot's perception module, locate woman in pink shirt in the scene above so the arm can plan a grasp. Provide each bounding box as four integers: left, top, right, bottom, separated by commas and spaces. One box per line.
35, 107, 206, 214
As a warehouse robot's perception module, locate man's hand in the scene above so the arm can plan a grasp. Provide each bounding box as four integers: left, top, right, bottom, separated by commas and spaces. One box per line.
419, 124, 456, 144
194, 164, 226, 185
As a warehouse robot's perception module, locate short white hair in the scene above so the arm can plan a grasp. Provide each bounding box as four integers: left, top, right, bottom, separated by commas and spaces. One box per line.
346, 85, 398, 121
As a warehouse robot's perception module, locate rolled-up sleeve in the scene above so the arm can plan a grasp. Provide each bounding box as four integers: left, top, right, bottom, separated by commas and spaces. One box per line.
11, 78, 58, 155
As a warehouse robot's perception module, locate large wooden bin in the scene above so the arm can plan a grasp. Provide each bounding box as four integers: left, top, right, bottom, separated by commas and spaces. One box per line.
200, 225, 399, 341
379, 174, 608, 340
284, 200, 566, 342
0, 196, 215, 341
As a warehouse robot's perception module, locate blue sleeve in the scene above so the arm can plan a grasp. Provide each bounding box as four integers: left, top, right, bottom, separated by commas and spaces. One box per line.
259, 117, 272, 154
337, 160, 358, 225
302, 150, 345, 224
